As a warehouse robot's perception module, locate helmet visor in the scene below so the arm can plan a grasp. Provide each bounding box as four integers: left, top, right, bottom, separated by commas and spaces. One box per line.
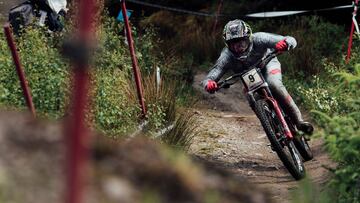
228, 38, 250, 56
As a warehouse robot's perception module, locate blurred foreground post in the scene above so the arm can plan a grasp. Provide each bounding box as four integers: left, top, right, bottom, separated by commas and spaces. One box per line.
3, 23, 36, 118
64, 0, 95, 202
121, 0, 147, 118
346, 0, 359, 63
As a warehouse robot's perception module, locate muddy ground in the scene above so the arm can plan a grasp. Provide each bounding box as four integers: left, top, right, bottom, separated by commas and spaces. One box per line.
190, 72, 336, 203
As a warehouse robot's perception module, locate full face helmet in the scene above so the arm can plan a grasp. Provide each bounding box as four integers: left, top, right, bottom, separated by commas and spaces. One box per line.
223, 19, 253, 60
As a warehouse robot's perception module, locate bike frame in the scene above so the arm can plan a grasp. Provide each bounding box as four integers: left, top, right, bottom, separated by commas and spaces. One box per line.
263, 90, 293, 139
218, 51, 294, 140
244, 73, 294, 140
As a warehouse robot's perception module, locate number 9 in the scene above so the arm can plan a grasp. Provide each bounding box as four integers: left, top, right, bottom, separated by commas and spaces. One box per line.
248, 75, 255, 82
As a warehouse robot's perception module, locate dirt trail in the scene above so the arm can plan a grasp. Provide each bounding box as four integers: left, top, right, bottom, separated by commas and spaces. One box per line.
190, 72, 336, 203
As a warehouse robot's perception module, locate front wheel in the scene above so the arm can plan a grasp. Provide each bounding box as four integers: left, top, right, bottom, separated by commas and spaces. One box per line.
254, 99, 305, 180
286, 117, 314, 162
293, 135, 313, 161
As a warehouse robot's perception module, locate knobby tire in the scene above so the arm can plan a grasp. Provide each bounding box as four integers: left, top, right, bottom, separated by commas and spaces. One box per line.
254, 99, 305, 180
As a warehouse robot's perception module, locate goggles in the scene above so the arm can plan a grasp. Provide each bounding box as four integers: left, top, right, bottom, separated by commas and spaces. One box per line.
228, 37, 250, 56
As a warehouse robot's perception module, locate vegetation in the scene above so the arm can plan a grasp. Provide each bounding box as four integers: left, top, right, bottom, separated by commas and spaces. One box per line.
159, 110, 198, 150
146, 8, 359, 201
0, 27, 70, 118
1, 0, 359, 201
306, 62, 360, 203
0, 13, 195, 148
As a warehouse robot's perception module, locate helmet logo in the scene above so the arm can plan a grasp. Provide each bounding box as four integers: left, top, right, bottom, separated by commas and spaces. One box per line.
223, 19, 252, 46
229, 24, 239, 35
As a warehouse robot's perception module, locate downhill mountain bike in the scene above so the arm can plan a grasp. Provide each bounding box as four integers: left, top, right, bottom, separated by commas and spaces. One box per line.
216, 51, 313, 180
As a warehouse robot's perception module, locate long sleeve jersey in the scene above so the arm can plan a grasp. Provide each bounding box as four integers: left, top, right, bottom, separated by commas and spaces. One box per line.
203, 32, 297, 87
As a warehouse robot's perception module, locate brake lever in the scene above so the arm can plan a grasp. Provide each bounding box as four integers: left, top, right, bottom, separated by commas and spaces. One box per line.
216, 81, 231, 90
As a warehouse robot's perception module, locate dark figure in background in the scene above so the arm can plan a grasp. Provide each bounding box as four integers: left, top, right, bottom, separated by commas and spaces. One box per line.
8, 0, 67, 34
203, 19, 314, 134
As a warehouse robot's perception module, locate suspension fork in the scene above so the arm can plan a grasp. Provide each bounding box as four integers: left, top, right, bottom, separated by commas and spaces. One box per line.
262, 89, 293, 140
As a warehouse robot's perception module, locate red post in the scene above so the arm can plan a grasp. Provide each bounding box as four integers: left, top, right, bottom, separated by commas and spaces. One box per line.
3, 23, 36, 118
346, 0, 358, 63
65, 0, 95, 202
66, 69, 90, 203
121, 0, 147, 118
212, 0, 224, 36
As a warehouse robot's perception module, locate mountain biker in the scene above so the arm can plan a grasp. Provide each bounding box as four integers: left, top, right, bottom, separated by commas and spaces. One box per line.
203, 19, 314, 134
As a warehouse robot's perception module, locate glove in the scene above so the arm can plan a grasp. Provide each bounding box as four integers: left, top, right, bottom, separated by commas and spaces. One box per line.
275, 39, 288, 52
205, 80, 218, 93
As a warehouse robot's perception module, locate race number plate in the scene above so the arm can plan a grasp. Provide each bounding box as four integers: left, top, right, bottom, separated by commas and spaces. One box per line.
242, 68, 264, 90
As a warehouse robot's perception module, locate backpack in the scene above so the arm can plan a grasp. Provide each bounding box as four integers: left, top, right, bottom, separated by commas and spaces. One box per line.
9, 0, 65, 34
8, 1, 34, 34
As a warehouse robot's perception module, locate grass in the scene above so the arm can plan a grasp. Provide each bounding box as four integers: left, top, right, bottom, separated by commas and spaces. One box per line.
160, 110, 198, 151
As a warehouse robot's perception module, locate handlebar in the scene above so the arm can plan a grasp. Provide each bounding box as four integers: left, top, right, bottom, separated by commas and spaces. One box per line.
216, 50, 280, 91
217, 73, 242, 89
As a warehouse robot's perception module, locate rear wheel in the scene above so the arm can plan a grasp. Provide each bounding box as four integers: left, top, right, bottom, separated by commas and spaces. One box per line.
254, 99, 305, 180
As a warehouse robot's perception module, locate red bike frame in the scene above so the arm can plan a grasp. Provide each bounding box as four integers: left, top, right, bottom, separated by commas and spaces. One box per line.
262, 89, 293, 140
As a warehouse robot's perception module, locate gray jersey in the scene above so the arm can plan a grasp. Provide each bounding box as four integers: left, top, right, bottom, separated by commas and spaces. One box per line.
203, 32, 297, 87
202, 32, 305, 124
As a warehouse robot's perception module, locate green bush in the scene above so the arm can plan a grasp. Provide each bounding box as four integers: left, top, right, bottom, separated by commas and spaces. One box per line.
284, 73, 344, 115
0, 15, 186, 138
91, 69, 139, 136
313, 64, 360, 202
287, 52, 360, 203
0, 27, 69, 118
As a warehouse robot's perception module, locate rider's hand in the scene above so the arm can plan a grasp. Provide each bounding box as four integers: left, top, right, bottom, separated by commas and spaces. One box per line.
205, 80, 218, 94
275, 39, 288, 52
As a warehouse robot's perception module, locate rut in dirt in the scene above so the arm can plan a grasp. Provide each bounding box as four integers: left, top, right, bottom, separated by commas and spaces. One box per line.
190, 72, 336, 203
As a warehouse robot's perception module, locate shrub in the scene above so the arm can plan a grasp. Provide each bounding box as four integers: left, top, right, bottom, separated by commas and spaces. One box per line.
91, 69, 139, 136
160, 110, 197, 150
0, 27, 70, 119
313, 113, 360, 202
293, 61, 360, 202
125, 74, 177, 130
0, 14, 188, 139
